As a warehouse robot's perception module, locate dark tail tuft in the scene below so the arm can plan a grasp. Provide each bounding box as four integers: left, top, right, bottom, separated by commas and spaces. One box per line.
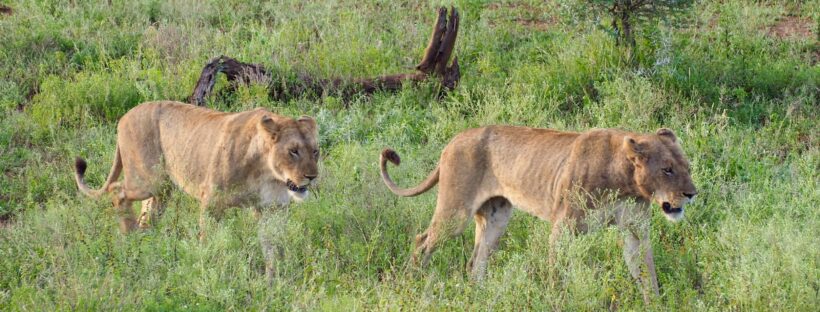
75, 157, 87, 176
382, 149, 400, 165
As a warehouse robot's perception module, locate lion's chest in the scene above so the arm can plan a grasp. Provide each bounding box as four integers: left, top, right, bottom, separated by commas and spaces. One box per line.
257, 181, 291, 207
225, 177, 291, 208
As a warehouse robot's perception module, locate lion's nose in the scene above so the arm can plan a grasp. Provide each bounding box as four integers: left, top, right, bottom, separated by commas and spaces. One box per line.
683, 192, 697, 199
304, 174, 317, 181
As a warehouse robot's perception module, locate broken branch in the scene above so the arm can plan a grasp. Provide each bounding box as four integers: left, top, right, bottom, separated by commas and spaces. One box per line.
0, 5, 12, 15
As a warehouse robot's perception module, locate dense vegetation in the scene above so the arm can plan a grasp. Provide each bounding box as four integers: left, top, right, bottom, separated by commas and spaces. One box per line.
1, 0, 817, 310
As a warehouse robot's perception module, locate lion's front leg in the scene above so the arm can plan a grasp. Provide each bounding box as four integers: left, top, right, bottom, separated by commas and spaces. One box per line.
197, 200, 226, 242
643, 241, 660, 296
623, 230, 660, 303
257, 206, 289, 283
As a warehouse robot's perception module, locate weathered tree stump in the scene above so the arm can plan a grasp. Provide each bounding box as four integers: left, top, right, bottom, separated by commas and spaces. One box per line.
190, 7, 460, 106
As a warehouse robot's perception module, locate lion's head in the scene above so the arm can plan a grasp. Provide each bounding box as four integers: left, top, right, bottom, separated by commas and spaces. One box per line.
258, 114, 320, 201
624, 128, 697, 222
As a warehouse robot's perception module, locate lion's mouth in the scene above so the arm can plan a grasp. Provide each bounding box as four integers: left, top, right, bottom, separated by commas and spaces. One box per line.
286, 179, 308, 193
661, 202, 683, 214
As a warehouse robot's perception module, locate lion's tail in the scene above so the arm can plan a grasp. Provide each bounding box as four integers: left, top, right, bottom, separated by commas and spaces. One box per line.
379, 148, 439, 197
74, 145, 123, 199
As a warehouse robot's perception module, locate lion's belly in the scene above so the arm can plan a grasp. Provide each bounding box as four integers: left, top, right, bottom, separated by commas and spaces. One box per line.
494, 173, 562, 222
504, 192, 554, 221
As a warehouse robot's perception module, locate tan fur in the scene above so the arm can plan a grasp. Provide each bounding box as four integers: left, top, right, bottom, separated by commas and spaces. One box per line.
74, 101, 319, 238
380, 126, 697, 303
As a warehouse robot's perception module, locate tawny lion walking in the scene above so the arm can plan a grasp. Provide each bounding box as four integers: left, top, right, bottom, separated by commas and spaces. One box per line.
380, 126, 697, 302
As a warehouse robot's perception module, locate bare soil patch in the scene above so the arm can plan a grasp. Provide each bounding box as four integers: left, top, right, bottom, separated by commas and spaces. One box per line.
767, 16, 814, 40
510, 17, 558, 31
485, 3, 557, 31
486, 3, 539, 11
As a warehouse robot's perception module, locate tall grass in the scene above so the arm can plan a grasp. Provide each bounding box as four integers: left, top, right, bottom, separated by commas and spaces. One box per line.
0, 0, 817, 310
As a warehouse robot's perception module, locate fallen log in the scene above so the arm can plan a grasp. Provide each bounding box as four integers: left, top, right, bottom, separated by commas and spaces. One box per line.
0, 5, 12, 15
190, 7, 460, 106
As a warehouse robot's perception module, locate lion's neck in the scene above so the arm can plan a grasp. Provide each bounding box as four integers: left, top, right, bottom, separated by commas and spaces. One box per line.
612, 156, 650, 202
239, 133, 272, 174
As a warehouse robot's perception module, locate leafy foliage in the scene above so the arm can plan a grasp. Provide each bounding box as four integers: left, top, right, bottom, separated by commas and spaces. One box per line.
583, 0, 695, 58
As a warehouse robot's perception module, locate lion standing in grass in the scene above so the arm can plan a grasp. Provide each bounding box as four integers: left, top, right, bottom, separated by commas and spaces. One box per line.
74, 101, 319, 278
380, 126, 697, 302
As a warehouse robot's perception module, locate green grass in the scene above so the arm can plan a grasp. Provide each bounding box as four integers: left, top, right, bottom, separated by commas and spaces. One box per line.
1, 0, 818, 310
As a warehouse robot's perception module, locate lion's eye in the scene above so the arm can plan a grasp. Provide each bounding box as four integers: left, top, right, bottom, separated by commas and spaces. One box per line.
663, 167, 673, 176
312, 150, 319, 157
289, 149, 299, 157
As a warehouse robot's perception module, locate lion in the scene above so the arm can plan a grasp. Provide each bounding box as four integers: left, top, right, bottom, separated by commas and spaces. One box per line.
380, 126, 697, 302
74, 101, 319, 277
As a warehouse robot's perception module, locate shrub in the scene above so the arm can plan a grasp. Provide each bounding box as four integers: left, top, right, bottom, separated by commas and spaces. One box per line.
29, 71, 142, 129
581, 0, 694, 58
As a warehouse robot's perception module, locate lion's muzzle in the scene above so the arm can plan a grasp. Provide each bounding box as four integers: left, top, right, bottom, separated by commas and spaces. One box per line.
286, 179, 308, 194
661, 202, 682, 214
660, 200, 688, 222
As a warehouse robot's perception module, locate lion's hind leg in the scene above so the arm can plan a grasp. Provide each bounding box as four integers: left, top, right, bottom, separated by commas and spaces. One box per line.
108, 182, 135, 233
109, 182, 153, 233
137, 190, 169, 229
467, 197, 512, 280
136, 181, 172, 229
113, 123, 165, 233
411, 191, 475, 268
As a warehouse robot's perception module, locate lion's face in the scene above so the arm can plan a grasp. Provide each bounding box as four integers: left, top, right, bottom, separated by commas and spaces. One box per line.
624, 128, 697, 222
258, 115, 320, 201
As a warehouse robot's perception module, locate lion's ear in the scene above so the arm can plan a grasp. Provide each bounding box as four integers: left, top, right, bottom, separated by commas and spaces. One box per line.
298, 115, 318, 135
656, 128, 677, 142
259, 115, 281, 140
623, 136, 646, 166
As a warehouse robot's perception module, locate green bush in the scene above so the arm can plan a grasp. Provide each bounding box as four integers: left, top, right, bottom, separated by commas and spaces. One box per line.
0, 80, 23, 112
29, 70, 143, 129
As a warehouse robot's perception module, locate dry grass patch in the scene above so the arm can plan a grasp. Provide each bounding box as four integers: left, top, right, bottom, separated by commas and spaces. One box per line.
485, 2, 558, 31
767, 16, 815, 40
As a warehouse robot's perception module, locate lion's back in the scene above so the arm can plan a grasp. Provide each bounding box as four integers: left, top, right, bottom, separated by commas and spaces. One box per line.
114, 101, 250, 190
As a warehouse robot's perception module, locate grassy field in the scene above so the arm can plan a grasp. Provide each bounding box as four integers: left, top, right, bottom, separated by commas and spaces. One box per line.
0, 0, 817, 310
